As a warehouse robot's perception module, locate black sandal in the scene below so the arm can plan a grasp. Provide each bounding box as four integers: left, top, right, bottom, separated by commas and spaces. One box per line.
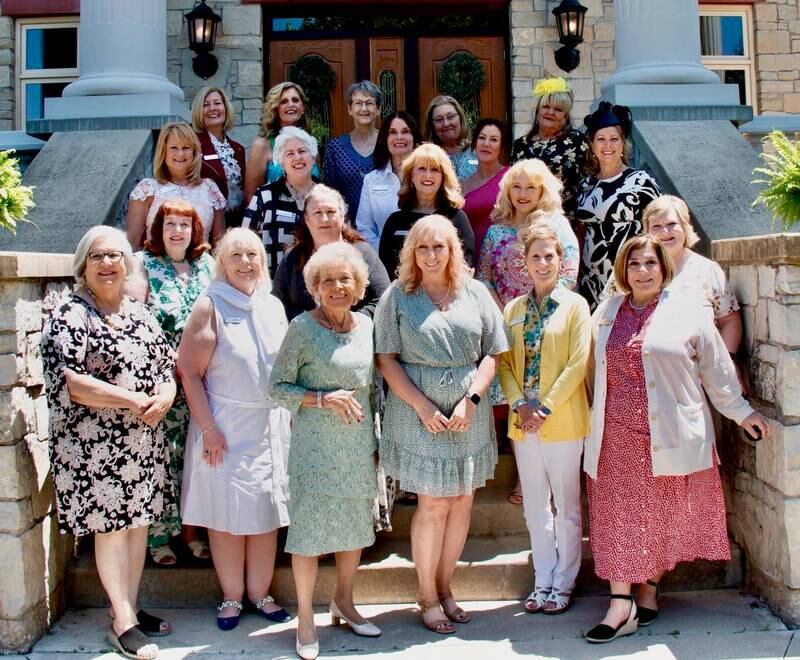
637, 579, 660, 627
136, 609, 171, 637
585, 594, 638, 644
107, 626, 159, 659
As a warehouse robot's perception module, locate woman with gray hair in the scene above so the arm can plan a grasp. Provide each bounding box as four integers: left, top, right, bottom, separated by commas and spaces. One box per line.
323, 80, 383, 220
41, 226, 176, 658
178, 228, 292, 631
242, 126, 319, 277
270, 241, 381, 659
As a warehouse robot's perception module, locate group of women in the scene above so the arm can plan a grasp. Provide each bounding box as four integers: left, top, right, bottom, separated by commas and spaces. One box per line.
40, 76, 770, 660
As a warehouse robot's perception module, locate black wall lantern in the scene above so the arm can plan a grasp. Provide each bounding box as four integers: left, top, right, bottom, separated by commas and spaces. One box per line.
185, 0, 221, 80
552, 0, 587, 73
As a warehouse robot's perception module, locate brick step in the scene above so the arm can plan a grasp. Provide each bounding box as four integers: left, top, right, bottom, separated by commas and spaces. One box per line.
66, 533, 742, 608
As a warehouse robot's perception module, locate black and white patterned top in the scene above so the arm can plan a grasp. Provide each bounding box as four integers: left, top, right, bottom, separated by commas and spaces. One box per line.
209, 133, 244, 211
511, 128, 590, 224
576, 167, 660, 310
242, 176, 309, 276
41, 294, 175, 536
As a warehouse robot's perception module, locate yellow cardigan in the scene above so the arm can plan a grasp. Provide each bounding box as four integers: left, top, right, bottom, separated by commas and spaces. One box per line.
498, 287, 591, 442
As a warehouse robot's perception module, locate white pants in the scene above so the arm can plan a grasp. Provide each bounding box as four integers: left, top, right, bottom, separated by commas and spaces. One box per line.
516, 433, 583, 592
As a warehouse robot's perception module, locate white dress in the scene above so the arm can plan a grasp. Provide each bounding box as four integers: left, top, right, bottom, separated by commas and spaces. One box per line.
181, 281, 291, 535
129, 178, 227, 241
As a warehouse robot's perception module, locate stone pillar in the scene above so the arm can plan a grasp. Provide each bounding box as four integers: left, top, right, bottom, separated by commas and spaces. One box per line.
601, 0, 740, 107
43, 0, 187, 124
715, 233, 800, 626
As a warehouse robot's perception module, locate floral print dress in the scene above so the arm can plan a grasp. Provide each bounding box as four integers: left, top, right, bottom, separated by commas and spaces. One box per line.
138, 251, 214, 545
41, 294, 175, 536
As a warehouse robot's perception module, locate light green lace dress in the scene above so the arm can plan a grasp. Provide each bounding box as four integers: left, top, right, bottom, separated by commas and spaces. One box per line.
374, 278, 510, 496
269, 312, 377, 556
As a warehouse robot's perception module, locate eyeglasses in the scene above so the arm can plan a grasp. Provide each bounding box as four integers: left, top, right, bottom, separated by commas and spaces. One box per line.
87, 251, 124, 264
351, 99, 377, 109
433, 113, 459, 126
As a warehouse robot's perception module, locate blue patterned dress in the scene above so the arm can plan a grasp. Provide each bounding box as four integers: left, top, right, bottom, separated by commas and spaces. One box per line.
323, 134, 374, 221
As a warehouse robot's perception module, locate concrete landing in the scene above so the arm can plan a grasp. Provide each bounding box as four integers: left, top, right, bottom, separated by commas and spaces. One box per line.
15, 590, 798, 659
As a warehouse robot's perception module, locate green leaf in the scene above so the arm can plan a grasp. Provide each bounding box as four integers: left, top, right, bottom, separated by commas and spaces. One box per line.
751, 131, 800, 232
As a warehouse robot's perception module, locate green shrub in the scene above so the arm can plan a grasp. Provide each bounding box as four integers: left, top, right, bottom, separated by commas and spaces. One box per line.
752, 130, 800, 232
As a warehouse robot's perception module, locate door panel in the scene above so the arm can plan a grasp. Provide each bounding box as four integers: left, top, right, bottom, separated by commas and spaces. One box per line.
269, 39, 357, 138
418, 36, 507, 124
369, 37, 406, 118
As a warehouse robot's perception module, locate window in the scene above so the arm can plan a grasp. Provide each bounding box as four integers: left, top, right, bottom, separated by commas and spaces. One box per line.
15, 18, 79, 129
699, 5, 756, 111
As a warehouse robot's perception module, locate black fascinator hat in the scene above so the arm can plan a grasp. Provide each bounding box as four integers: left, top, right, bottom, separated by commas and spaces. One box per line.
584, 101, 633, 138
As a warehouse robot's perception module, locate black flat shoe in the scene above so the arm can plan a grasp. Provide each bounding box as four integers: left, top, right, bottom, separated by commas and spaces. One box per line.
585, 594, 638, 644
637, 579, 660, 627
136, 609, 171, 637
252, 595, 293, 623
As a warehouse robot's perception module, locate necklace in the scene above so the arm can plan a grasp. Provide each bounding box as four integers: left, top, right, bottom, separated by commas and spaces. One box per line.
423, 283, 451, 307
319, 306, 353, 333
629, 297, 654, 311
286, 180, 312, 207
82, 289, 129, 331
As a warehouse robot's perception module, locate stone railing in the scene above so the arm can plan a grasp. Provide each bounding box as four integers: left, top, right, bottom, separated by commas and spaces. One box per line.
714, 232, 800, 625
0, 252, 74, 652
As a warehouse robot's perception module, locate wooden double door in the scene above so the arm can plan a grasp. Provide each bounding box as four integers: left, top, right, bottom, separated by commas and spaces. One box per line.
269, 36, 507, 137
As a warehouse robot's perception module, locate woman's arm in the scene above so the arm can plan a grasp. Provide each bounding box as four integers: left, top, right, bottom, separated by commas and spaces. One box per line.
376, 353, 449, 433
126, 198, 151, 251
355, 182, 380, 249
450, 210, 476, 267
65, 370, 153, 412
244, 137, 270, 202
211, 208, 225, 245
717, 310, 743, 354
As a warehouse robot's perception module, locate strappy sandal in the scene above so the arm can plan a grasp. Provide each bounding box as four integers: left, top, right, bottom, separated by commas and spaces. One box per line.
637, 579, 660, 627
524, 586, 551, 613
507, 488, 523, 505
438, 591, 470, 623
585, 593, 638, 644
543, 590, 573, 615
148, 544, 176, 567
417, 600, 455, 635
107, 626, 159, 659
186, 540, 211, 560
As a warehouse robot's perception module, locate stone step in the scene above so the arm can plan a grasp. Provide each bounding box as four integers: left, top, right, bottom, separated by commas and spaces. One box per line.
66, 533, 742, 608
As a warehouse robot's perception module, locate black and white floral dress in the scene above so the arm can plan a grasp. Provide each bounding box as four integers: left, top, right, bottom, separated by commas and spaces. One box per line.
41, 294, 175, 536
576, 167, 660, 310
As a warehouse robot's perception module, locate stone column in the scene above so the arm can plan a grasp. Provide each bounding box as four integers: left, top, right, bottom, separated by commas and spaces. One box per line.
44, 0, 187, 123
601, 0, 740, 107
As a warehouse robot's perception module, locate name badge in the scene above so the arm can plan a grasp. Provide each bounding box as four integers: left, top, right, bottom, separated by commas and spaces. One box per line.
468, 158, 479, 165
509, 315, 525, 326
224, 316, 243, 325
275, 209, 296, 220
373, 185, 389, 194
396, 230, 409, 237
203, 154, 220, 161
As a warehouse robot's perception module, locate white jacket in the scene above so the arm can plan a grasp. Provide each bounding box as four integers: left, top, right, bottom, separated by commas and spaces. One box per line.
355, 164, 400, 251
584, 289, 753, 479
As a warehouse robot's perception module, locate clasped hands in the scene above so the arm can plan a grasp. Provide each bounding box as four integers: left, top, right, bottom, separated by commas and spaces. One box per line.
321, 389, 365, 425
416, 396, 475, 434
129, 389, 174, 428
516, 403, 548, 435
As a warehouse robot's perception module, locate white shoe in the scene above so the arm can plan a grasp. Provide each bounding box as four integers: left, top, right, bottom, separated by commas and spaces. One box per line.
329, 600, 381, 637
295, 631, 319, 660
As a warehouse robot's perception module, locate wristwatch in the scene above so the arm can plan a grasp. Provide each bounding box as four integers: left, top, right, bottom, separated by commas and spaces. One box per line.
467, 392, 481, 405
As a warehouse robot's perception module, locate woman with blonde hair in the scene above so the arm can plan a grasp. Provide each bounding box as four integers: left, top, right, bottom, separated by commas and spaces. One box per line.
127, 121, 226, 250
378, 143, 474, 278
511, 78, 590, 225
498, 225, 590, 615
423, 95, 477, 179
245, 82, 319, 200
191, 86, 247, 227
178, 228, 292, 631
375, 215, 508, 634
271, 241, 381, 659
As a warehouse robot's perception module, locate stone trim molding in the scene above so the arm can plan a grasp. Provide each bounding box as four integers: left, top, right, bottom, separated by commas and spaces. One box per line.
713, 232, 800, 266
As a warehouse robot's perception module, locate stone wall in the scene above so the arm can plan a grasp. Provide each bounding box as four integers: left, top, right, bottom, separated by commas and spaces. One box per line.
0, 252, 74, 652
509, 0, 615, 138
715, 232, 800, 626
753, 0, 800, 115
166, 0, 263, 148
0, 7, 14, 132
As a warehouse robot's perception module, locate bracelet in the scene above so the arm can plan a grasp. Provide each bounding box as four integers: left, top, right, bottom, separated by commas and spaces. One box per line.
316, 391, 323, 408
200, 421, 216, 435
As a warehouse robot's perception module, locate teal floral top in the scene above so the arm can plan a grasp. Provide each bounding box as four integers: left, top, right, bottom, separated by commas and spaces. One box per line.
522, 287, 561, 403
137, 251, 215, 349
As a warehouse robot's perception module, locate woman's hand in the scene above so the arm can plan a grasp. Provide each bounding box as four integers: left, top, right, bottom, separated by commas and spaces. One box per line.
140, 388, 174, 427
128, 391, 156, 416
447, 396, 476, 432
741, 411, 770, 441
517, 403, 546, 435
202, 425, 227, 468
322, 389, 364, 425
415, 399, 450, 434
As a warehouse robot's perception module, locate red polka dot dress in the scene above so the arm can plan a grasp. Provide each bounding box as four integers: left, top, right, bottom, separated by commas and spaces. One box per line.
586, 297, 730, 583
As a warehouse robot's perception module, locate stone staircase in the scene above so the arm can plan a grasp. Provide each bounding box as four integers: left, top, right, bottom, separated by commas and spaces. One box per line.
66, 456, 743, 607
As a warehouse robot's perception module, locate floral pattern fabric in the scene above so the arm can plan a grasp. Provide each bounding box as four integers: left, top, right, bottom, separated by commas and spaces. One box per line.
41, 294, 175, 536
511, 129, 590, 223
451, 148, 479, 179
138, 250, 214, 545
522, 291, 560, 403
209, 133, 244, 211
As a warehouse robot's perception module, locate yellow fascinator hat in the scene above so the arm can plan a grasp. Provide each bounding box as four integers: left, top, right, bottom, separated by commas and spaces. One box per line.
533, 77, 571, 97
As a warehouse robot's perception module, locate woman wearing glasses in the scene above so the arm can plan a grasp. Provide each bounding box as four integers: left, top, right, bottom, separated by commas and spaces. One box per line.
42, 226, 176, 659
423, 95, 477, 179
323, 81, 383, 221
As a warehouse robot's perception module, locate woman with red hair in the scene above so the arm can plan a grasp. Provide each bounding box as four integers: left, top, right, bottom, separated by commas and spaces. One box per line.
137, 199, 215, 566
